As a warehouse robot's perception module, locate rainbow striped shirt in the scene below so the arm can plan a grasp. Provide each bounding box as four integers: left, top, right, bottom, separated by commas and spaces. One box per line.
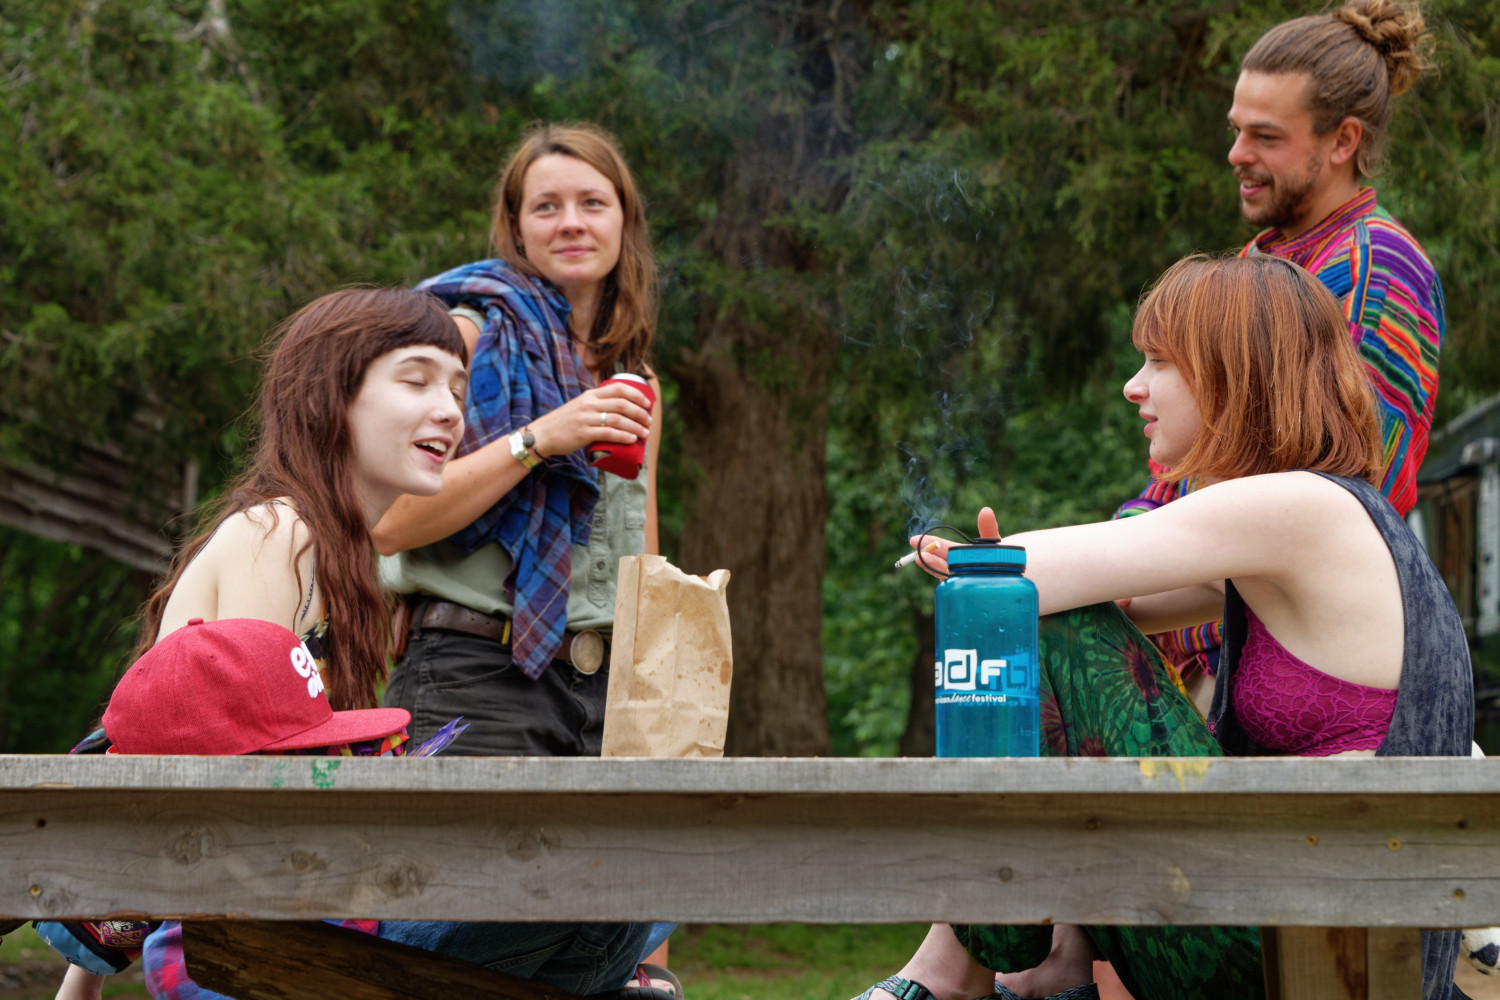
1116, 188, 1445, 672
1243, 187, 1443, 513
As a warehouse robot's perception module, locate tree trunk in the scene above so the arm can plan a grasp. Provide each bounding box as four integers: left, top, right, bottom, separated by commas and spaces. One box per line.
673, 327, 834, 756
667, 0, 862, 756
898, 608, 936, 757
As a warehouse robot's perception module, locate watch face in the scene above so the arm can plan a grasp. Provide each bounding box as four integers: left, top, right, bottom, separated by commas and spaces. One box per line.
522, 431, 536, 449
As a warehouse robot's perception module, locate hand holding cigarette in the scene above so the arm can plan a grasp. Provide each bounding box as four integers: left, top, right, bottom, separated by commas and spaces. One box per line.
893, 540, 941, 569
896, 538, 950, 579
896, 508, 1003, 577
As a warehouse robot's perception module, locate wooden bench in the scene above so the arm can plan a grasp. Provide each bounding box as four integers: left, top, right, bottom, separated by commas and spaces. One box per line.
3, 754, 1497, 999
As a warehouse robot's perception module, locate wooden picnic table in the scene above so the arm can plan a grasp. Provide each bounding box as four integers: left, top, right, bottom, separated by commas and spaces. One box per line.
2, 754, 1496, 999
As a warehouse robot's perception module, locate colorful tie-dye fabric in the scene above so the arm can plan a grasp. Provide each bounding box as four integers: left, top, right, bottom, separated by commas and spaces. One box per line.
1242, 189, 1442, 514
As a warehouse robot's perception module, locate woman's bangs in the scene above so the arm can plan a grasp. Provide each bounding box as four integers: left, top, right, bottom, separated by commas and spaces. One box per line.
1131, 300, 1174, 359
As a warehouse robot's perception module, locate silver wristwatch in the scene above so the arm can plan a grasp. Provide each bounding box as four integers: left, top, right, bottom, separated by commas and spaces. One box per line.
508, 428, 541, 469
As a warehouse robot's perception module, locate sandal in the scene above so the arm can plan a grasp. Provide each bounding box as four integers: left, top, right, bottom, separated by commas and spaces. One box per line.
993, 984, 1099, 1000
1463, 926, 1500, 976
608, 962, 683, 999
852, 975, 1099, 1000
851, 976, 943, 1000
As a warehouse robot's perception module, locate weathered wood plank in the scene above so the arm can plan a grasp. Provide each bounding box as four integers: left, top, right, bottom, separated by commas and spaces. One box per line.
0, 454, 186, 573
1366, 927, 1424, 1000
1260, 927, 1421, 1000
1264, 927, 1369, 999
2, 757, 1496, 928
6, 754, 1500, 796
181, 920, 587, 1000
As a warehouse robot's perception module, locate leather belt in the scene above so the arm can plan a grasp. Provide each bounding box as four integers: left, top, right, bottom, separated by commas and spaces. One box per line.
413, 599, 609, 674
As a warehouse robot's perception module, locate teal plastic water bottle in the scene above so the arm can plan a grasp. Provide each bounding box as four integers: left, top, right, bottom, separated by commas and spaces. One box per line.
934, 542, 1040, 757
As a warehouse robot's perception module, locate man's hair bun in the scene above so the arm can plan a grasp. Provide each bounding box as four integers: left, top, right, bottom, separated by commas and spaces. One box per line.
1333, 0, 1432, 96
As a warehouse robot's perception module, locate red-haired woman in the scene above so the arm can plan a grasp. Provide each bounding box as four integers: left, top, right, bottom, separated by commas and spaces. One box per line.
865, 255, 1473, 1000
373, 122, 662, 760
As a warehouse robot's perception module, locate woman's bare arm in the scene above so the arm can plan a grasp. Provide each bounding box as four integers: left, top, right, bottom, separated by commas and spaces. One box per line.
1120, 582, 1225, 634
373, 315, 656, 555
914, 473, 1404, 688
919, 474, 1353, 615
55, 966, 104, 1000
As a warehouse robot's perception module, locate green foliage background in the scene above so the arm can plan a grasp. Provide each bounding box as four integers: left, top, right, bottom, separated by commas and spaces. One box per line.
1, 0, 1496, 753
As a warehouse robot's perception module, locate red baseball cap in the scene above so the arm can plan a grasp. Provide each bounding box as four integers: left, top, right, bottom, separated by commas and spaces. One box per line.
103, 618, 410, 755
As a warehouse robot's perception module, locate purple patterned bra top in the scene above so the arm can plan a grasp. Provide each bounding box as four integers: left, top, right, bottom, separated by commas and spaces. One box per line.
1230, 606, 1397, 757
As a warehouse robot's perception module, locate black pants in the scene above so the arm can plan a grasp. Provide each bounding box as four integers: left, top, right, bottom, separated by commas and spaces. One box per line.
383, 624, 609, 757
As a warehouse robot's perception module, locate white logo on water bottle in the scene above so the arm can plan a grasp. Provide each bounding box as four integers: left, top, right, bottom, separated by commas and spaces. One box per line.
936, 649, 1008, 691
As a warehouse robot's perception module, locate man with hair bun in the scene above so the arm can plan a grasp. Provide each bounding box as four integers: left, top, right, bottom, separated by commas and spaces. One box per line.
1234, 0, 1441, 519
1119, 0, 1446, 701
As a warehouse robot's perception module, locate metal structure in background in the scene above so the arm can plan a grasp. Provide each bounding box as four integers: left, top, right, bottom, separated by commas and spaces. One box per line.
1413, 393, 1500, 751
1413, 393, 1500, 638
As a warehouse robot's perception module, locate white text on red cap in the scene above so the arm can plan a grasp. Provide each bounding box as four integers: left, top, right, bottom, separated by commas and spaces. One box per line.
289, 641, 325, 699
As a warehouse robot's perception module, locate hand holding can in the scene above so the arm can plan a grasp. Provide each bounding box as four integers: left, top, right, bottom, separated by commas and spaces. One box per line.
589, 373, 655, 479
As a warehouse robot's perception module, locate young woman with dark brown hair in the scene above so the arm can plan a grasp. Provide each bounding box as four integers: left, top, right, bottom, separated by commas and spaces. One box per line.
862, 254, 1473, 1000
135, 287, 469, 710
53, 286, 472, 1000
51, 287, 669, 1000
373, 122, 664, 758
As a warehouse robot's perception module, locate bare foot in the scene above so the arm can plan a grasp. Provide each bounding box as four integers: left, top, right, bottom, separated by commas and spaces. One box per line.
994, 924, 1094, 997
55, 966, 106, 1000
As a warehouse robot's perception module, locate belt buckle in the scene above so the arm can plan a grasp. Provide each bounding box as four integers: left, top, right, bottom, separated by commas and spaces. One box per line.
569, 629, 606, 675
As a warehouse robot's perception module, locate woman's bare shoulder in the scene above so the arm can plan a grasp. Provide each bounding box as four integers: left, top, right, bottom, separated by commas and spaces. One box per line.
221, 499, 311, 549
158, 502, 317, 636
184, 501, 318, 631
1187, 471, 1361, 516
1176, 473, 1378, 578
195, 501, 316, 593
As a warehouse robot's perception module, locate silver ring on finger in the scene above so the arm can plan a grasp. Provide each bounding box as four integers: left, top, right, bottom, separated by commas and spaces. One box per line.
599, 410, 609, 427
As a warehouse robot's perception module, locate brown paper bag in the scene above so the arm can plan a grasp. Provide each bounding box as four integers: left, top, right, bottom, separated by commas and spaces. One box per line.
600, 554, 733, 757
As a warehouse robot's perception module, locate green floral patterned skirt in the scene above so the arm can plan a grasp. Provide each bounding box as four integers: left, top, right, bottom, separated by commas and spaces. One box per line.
951, 603, 1264, 1000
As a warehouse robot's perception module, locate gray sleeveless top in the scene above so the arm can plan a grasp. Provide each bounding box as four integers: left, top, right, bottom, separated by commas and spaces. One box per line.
1207, 472, 1474, 1000
1208, 472, 1473, 757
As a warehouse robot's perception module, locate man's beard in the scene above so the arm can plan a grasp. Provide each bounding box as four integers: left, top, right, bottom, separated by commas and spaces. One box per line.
1239, 152, 1324, 231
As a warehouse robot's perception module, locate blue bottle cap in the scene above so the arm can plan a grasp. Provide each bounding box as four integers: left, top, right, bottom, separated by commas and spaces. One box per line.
947, 543, 1026, 570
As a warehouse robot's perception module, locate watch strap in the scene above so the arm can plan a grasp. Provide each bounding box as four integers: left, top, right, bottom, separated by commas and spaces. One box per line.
509, 429, 541, 469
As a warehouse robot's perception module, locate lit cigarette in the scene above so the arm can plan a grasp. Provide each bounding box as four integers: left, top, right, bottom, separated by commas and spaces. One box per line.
894, 542, 940, 568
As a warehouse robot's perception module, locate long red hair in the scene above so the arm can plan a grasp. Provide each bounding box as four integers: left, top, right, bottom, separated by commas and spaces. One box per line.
1132, 254, 1382, 487
135, 288, 467, 710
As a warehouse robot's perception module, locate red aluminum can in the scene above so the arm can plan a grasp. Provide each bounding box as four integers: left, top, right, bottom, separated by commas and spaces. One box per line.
588, 373, 655, 479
